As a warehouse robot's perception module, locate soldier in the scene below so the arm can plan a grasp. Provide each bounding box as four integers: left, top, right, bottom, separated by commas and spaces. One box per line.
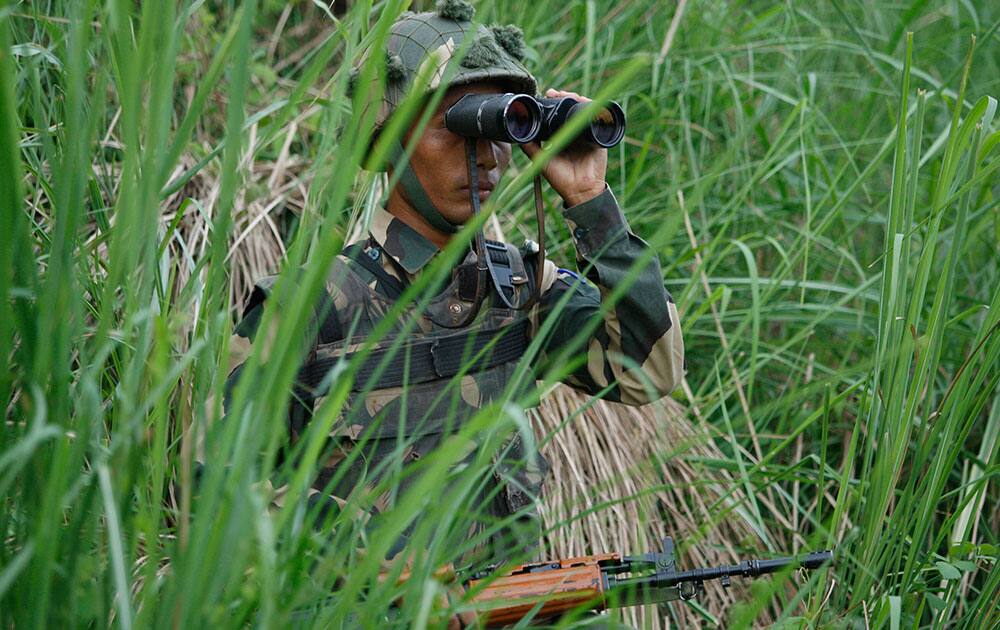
224, 0, 684, 579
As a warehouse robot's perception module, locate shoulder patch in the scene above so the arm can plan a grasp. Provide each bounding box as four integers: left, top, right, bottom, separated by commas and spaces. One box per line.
556, 268, 586, 284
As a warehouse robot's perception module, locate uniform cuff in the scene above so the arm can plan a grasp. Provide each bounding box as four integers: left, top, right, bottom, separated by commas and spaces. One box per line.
561, 185, 628, 257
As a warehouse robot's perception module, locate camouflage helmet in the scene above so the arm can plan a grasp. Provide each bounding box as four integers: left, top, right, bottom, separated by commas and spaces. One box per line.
352, 0, 537, 130
350, 0, 537, 234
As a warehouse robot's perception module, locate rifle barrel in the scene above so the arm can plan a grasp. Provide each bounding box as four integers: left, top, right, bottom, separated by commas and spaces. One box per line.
606, 548, 833, 606
661, 550, 833, 586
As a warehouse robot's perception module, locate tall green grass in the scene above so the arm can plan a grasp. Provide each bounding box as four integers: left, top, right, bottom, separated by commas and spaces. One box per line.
2, 1, 998, 627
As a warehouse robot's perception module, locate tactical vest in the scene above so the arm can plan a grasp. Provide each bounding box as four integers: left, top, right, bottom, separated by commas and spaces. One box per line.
250, 236, 550, 558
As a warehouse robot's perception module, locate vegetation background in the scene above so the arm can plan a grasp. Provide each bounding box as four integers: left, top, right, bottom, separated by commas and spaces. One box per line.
1, 0, 998, 628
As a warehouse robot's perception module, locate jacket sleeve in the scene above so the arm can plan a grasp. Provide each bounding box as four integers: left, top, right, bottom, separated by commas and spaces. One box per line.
201, 280, 315, 467
529, 185, 684, 406
209, 289, 345, 520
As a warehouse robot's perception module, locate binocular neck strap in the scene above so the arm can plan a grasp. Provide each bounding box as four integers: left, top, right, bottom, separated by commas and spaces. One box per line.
390, 139, 460, 235
464, 138, 545, 312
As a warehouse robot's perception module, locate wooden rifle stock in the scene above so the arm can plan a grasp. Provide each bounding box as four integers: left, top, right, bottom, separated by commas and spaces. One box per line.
466, 553, 619, 627
464, 538, 833, 628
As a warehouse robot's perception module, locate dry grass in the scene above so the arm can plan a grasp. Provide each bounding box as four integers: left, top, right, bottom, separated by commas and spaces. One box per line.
160, 120, 314, 315
534, 385, 777, 628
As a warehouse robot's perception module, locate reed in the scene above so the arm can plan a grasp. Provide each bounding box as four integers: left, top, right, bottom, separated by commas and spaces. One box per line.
2, 1, 997, 627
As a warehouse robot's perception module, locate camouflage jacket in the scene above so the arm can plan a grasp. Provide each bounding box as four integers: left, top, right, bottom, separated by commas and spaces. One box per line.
329, 186, 683, 402
221, 184, 684, 557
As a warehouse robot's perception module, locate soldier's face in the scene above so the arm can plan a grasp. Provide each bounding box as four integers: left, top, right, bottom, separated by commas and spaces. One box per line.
401, 81, 514, 226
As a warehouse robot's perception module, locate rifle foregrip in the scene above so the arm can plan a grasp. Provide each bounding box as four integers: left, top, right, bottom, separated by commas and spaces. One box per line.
751, 550, 833, 575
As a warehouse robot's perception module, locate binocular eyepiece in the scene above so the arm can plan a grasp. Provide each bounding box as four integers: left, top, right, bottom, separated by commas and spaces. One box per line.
444, 93, 626, 148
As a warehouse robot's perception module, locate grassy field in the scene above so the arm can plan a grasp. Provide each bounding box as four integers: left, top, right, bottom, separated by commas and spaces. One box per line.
2, 0, 998, 627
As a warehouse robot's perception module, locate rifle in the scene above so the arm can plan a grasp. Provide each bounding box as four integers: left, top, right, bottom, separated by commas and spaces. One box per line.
293, 538, 833, 627
464, 537, 833, 627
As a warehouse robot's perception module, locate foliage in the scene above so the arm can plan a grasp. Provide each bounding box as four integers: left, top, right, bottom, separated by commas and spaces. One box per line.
1, 0, 998, 627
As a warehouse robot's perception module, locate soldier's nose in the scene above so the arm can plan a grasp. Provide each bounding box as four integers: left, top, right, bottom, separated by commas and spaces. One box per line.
475, 137, 501, 170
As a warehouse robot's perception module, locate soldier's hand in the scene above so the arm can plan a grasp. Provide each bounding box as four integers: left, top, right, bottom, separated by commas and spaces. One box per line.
520, 88, 608, 207
377, 554, 478, 628
443, 582, 479, 629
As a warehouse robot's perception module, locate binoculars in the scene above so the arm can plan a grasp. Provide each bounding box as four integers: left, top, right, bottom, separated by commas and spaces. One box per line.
444, 93, 626, 148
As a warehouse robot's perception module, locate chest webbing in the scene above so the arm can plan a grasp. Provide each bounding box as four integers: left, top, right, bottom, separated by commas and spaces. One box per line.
341, 238, 521, 304
298, 318, 530, 395
297, 243, 531, 397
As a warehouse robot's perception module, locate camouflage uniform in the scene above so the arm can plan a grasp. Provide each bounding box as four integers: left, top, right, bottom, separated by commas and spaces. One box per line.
225, 194, 683, 558
357, 193, 686, 406
222, 2, 684, 563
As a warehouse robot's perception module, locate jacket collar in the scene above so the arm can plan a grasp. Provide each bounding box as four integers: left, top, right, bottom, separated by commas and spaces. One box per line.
368, 208, 440, 276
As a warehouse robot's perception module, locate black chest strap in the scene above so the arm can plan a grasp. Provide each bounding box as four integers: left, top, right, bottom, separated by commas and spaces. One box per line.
345, 237, 520, 306
341, 241, 407, 299
297, 318, 530, 396
312, 242, 399, 347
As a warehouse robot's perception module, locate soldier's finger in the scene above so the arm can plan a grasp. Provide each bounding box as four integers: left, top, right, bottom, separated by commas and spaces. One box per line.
459, 610, 479, 628
519, 141, 541, 158
545, 87, 590, 102
444, 584, 477, 629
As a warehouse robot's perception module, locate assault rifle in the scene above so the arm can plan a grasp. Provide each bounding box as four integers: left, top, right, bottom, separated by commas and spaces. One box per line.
464, 537, 833, 627
302, 538, 833, 627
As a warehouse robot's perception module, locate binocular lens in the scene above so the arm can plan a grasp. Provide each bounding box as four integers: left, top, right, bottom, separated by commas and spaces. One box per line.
445, 93, 541, 144
590, 105, 625, 147
537, 98, 626, 149
505, 98, 536, 143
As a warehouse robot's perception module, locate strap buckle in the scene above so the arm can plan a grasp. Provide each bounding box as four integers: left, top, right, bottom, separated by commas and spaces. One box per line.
484, 241, 515, 300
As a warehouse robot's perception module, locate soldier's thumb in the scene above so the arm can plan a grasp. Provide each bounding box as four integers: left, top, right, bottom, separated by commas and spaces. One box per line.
519, 141, 541, 159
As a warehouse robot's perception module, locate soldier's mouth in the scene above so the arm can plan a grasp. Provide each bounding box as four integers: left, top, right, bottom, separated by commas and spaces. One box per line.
460, 185, 494, 200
